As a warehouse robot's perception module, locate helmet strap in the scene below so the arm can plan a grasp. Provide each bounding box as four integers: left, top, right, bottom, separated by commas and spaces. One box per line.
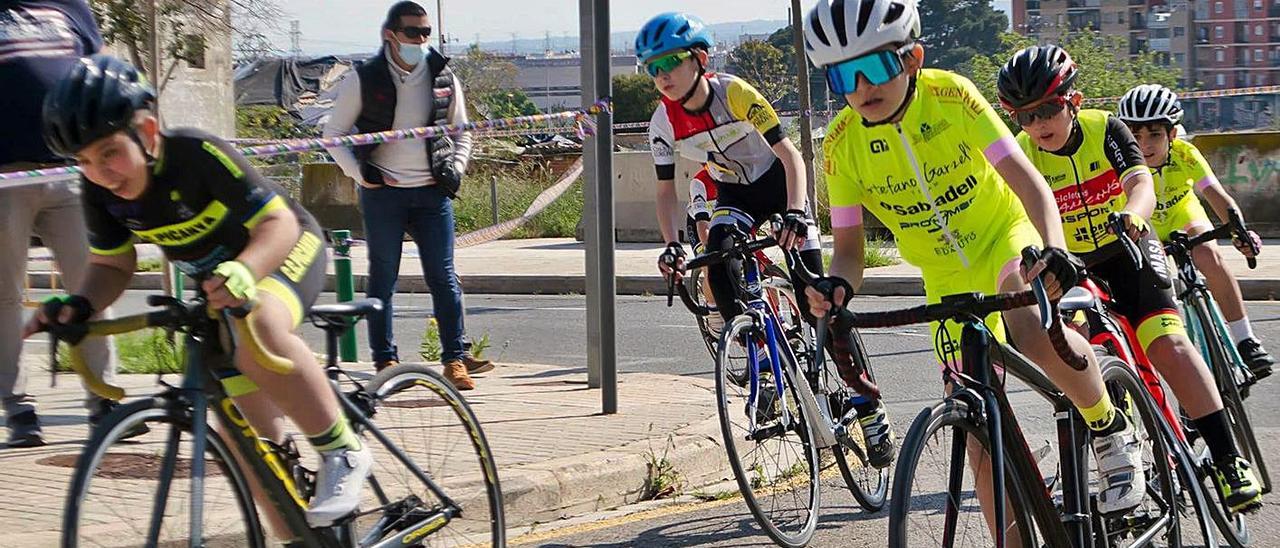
861, 75, 917, 128
127, 128, 157, 170
678, 49, 706, 106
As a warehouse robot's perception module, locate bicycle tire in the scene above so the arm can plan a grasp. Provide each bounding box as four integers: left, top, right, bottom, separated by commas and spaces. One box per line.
826, 328, 889, 512
888, 398, 1037, 548
360, 363, 505, 547
1197, 296, 1272, 494
62, 397, 265, 548
1096, 357, 1183, 547
716, 315, 821, 548
688, 267, 720, 360
1189, 297, 1258, 547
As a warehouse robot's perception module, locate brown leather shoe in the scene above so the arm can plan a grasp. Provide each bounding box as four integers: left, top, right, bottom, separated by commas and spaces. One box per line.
374, 359, 399, 373
443, 360, 476, 391
462, 354, 495, 374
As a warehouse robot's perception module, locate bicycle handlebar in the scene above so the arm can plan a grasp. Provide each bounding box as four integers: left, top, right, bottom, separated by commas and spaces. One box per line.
790, 246, 1090, 372
42, 295, 293, 401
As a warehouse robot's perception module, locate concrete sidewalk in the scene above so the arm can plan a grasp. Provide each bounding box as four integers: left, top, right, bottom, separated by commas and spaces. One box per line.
0, 354, 729, 545
24, 237, 1280, 298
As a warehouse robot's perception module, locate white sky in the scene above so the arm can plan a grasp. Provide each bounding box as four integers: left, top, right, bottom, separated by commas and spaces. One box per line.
272, 0, 795, 54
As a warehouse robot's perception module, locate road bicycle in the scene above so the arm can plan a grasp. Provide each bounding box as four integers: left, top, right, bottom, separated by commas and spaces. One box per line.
666, 227, 887, 547
50, 292, 504, 547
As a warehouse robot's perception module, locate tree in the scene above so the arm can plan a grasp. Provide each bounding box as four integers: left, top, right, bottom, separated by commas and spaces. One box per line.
477, 89, 540, 120
726, 40, 789, 104
959, 31, 1182, 129
612, 73, 661, 124
450, 45, 522, 119
918, 0, 1008, 71
91, 0, 281, 95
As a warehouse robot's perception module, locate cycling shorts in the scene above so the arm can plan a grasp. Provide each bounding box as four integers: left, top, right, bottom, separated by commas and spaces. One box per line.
217, 229, 327, 397
1082, 240, 1187, 352
922, 215, 1041, 376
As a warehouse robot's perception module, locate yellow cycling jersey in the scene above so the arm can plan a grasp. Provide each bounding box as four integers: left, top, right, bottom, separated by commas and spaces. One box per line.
823, 69, 1034, 271
1151, 138, 1217, 239
1017, 109, 1151, 254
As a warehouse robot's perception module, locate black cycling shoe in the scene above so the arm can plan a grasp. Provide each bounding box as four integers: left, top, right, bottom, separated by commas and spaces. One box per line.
6, 410, 45, 448
90, 400, 149, 440
1238, 338, 1274, 380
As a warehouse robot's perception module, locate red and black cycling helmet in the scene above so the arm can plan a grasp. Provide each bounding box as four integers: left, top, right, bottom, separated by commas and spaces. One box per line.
996, 45, 1078, 111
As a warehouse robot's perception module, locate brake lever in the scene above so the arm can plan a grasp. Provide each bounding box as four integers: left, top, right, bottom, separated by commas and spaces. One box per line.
1108, 213, 1144, 271
1021, 246, 1053, 331
1228, 209, 1259, 270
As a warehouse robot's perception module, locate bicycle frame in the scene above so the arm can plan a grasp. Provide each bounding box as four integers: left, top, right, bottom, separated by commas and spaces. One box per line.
942, 311, 1097, 548
68, 298, 465, 548
1071, 279, 1186, 444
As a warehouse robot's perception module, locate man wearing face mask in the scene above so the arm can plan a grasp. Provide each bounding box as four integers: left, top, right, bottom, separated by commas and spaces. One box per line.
324, 0, 488, 389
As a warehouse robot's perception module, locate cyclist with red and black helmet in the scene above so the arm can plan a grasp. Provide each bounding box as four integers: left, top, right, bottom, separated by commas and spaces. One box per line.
999, 45, 1264, 513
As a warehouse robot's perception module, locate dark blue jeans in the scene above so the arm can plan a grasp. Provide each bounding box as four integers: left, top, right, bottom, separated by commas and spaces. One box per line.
359, 184, 465, 363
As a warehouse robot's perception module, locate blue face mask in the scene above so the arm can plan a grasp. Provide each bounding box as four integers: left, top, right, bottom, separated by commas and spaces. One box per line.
397, 41, 425, 65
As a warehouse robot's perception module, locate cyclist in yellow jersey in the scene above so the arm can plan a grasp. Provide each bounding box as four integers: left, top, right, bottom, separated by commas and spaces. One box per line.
999, 45, 1263, 513
1117, 84, 1273, 378
802, 0, 1142, 529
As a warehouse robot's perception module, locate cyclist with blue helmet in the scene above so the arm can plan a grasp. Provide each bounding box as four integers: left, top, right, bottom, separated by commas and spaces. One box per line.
640, 12, 894, 468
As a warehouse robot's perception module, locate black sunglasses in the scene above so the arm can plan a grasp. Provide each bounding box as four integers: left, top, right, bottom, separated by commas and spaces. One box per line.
396, 26, 432, 40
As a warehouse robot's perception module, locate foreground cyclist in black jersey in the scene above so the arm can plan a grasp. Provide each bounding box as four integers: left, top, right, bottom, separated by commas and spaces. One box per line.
26, 55, 372, 540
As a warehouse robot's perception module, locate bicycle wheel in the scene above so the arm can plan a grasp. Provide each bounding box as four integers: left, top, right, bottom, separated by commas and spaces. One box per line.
62, 397, 265, 548
888, 397, 1038, 548
1095, 357, 1183, 547
1204, 300, 1272, 494
687, 267, 721, 360
357, 363, 505, 547
716, 315, 821, 548
1188, 298, 1258, 546
824, 328, 890, 512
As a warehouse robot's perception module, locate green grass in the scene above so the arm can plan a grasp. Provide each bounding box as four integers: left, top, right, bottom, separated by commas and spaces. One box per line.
822, 237, 900, 271
136, 257, 163, 272
453, 163, 583, 239
56, 328, 183, 375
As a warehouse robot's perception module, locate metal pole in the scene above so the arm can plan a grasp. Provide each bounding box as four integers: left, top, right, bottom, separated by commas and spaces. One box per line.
580, 0, 617, 414
790, 0, 818, 211
490, 175, 500, 226
436, 0, 445, 53
332, 230, 358, 362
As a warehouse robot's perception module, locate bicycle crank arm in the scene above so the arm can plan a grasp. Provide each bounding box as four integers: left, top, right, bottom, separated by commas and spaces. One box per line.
370, 507, 456, 548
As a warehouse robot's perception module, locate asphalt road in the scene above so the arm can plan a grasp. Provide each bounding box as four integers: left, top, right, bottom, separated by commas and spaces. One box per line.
83, 292, 1280, 546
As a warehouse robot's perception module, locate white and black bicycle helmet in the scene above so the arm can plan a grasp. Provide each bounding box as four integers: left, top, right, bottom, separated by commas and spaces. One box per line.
803, 0, 922, 68
1117, 84, 1183, 125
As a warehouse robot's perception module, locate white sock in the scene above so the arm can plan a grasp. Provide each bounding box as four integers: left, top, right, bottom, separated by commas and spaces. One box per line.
1228, 318, 1256, 345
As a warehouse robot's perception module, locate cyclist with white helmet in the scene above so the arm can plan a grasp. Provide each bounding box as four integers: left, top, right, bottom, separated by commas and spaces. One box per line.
999, 46, 1262, 514
801, 0, 1142, 523
1117, 84, 1273, 378
638, 11, 894, 467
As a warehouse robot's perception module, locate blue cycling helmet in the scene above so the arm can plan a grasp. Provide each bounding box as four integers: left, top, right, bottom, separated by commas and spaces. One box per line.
635, 12, 714, 62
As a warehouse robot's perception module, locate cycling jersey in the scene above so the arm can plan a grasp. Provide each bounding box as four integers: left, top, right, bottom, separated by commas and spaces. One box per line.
1151, 138, 1215, 241
687, 167, 717, 222
649, 72, 783, 185
824, 68, 1037, 272
1016, 109, 1150, 254
82, 127, 325, 327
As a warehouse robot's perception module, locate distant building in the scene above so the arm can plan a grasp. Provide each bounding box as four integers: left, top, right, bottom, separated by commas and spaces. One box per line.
1011, 0, 1280, 130
508, 53, 639, 111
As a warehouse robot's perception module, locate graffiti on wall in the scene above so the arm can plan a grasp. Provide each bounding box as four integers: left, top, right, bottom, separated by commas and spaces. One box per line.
1211, 145, 1280, 193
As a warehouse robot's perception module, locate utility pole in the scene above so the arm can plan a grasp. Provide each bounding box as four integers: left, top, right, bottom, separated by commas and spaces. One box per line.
436, 0, 445, 53
511, 32, 518, 55
790, 0, 817, 211
289, 20, 302, 57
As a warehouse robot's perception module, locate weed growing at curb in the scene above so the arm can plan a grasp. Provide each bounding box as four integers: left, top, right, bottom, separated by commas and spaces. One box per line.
641, 426, 682, 501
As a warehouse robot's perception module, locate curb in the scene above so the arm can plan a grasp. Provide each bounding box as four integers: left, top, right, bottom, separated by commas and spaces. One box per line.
23, 271, 1280, 300
498, 416, 731, 527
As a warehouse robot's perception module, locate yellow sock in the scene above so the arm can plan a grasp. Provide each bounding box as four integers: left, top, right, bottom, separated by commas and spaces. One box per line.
1079, 395, 1117, 433
306, 417, 362, 452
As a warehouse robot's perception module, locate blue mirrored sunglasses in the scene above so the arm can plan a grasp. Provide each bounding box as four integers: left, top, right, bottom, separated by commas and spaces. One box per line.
824, 45, 913, 95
